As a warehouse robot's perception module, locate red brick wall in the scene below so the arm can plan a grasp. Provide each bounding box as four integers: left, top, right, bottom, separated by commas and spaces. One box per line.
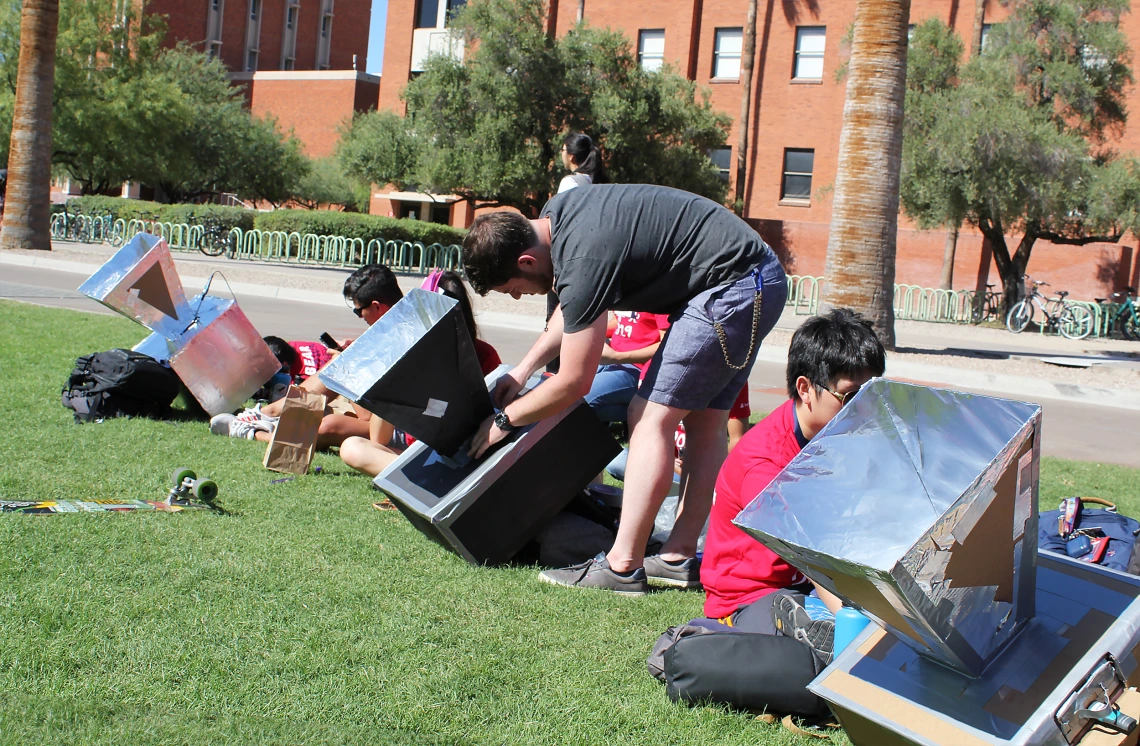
246, 74, 380, 157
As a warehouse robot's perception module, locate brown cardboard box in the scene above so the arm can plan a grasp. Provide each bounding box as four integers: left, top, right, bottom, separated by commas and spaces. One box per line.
263, 386, 326, 475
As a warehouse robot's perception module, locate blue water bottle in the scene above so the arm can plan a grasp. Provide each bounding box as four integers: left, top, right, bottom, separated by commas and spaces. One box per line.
833, 607, 871, 656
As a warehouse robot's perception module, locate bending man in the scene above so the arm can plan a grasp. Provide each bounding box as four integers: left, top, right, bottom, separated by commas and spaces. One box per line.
462, 184, 786, 596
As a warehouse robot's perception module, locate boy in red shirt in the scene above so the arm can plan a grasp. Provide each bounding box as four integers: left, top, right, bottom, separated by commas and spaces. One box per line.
585, 311, 670, 423
701, 309, 885, 655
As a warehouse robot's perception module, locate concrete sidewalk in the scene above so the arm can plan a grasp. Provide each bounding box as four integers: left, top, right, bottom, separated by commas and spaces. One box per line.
4, 242, 1139, 411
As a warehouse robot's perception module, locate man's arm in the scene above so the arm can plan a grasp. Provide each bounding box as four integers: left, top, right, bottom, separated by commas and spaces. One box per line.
489, 304, 566, 407
469, 314, 606, 458
599, 328, 667, 366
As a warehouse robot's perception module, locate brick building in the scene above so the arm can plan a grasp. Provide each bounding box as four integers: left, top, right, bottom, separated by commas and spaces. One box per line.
148, 0, 379, 158
376, 0, 1140, 299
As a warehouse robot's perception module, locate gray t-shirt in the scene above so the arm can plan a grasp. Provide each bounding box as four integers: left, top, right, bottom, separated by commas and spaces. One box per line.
540, 184, 775, 333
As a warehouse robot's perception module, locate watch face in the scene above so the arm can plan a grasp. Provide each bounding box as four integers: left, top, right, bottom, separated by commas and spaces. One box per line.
495, 412, 512, 430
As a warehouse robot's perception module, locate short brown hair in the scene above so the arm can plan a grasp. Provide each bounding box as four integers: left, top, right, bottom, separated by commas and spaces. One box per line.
462, 212, 537, 295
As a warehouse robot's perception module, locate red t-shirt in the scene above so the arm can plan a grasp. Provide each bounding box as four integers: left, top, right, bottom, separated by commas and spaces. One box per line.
610, 312, 670, 375
701, 399, 808, 619
475, 339, 502, 376
288, 341, 334, 382
729, 386, 750, 420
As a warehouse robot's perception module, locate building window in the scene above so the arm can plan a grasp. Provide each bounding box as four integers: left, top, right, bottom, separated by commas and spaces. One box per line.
781, 149, 814, 201
907, 24, 915, 41
709, 148, 732, 182
713, 28, 742, 79
793, 26, 825, 79
638, 29, 665, 72
416, 0, 439, 28
244, 0, 262, 71
281, 1, 300, 70
206, 0, 225, 55
980, 23, 994, 51
316, 0, 334, 69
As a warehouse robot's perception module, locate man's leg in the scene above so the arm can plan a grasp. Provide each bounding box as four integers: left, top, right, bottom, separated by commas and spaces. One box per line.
605, 395, 687, 572
316, 414, 370, 450
340, 436, 401, 477
659, 406, 729, 561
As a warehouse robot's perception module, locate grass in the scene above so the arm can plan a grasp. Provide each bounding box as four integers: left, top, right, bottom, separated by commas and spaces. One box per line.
2, 300, 1139, 745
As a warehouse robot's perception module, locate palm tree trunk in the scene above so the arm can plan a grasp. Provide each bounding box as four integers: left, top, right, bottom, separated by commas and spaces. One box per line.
1, 0, 59, 252
970, 0, 985, 57
732, 0, 758, 216
576, 0, 584, 23
821, 0, 911, 349
940, 222, 958, 289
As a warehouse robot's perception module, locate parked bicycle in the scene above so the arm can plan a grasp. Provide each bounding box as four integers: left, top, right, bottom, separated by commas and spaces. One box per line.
1097, 287, 1139, 340
1006, 276, 1094, 340
971, 283, 1001, 324
196, 217, 232, 258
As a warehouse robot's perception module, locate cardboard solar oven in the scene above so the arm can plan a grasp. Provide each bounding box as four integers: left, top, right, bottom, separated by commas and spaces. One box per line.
78, 233, 279, 415
317, 288, 496, 458
371, 365, 620, 565
736, 379, 1140, 745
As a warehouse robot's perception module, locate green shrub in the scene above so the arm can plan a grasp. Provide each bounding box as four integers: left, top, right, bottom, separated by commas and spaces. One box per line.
64, 196, 257, 234
253, 209, 466, 246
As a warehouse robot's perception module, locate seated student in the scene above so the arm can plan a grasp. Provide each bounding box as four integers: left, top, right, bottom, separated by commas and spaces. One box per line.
585, 311, 669, 424
257, 337, 335, 402
208, 264, 403, 449
340, 270, 502, 477
700, 309, 885, 661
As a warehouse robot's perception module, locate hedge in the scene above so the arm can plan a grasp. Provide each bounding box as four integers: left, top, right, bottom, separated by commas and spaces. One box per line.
63, 196, 256, 234
254, 209, 467, 246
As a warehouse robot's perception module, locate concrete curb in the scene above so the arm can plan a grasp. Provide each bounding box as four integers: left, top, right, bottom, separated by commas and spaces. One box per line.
5, 251, 1137, 410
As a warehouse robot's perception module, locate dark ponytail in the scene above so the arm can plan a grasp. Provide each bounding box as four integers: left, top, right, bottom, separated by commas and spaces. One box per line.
562, 132, 607, 184
436, 270, 480, 341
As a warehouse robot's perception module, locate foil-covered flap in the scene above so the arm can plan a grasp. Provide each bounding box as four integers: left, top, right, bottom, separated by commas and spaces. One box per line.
734, 379, 1041, 676
319, 289, 494, 456
78, 233, 191, 339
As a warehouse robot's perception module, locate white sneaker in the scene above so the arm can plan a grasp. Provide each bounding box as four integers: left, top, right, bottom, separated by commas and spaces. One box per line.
236, 404, 277, 424
210, 413, 272, 439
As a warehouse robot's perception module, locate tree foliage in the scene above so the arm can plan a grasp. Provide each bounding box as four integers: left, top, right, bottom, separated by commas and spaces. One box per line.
291, 156, 369, 211
0, 0, 306, 203
338, 0, 730, 216
900, 1, 1140, 310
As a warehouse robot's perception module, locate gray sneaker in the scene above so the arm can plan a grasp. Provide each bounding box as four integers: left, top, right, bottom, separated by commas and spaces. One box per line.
772, 593, 834, 667
538, 553, 648, 597
643, 555, 702, 589
209, 413, 271, 440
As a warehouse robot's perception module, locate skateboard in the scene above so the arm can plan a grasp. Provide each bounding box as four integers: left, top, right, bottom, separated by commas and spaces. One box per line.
1, 468, 219, 514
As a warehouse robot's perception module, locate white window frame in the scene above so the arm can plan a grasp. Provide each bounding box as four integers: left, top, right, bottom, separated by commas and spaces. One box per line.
281, 1, 300, 71
316, 0, 334, 70
206, 0, 225, 57
244, 0, 262, 71
793, 26, 826, 80
713, 28, 743, 80
709, 147, 732, 183
638, 29, 665, 72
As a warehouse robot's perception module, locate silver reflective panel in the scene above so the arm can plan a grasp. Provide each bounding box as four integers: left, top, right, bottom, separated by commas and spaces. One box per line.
78, 233, 192, 339
318, 288, 458, 401
734, 379, 1042, 676
78, 234, 279, 416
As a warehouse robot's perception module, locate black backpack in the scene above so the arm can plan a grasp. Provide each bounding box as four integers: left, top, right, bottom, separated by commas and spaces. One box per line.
62, 349, 182, 423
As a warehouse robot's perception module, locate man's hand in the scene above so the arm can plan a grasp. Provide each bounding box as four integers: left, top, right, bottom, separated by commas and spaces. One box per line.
489, 368, 527, 408
598, 344, 625, 365
467, 413, 510, 459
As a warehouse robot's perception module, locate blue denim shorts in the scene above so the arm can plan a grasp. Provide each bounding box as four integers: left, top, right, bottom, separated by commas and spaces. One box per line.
639, 256, 786, 411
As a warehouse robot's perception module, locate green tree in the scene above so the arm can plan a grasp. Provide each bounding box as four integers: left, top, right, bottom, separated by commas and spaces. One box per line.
338, 0, 730, 216
0, 0, 305, 203
901, 1, 1140, 313
291, 156, 367, 211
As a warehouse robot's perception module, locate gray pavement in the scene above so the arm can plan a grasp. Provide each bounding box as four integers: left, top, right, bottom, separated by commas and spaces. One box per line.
2, 262, 1137, 468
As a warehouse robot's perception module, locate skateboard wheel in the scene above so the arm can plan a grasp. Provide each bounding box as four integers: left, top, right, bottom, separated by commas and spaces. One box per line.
191, 479, 218, 501
172, 468, 196, 486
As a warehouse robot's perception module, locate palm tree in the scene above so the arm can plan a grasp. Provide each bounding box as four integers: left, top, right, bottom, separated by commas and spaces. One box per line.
0, 0, 60, 252
733, 0, 758, 216
821, 0, 911, 349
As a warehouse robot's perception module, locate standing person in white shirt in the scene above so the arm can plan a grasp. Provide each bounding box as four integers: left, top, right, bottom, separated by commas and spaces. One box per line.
557, 132, 605, 193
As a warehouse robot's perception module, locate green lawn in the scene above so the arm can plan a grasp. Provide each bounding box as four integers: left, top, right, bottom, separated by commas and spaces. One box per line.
1, 300, 1138, 745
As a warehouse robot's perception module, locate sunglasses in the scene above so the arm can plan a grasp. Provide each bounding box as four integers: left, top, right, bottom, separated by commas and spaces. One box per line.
352, 303, 369, 318
825, 383, 864, 407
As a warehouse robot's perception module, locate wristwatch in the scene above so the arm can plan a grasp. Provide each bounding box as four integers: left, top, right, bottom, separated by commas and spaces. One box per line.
493, 410, 516, 433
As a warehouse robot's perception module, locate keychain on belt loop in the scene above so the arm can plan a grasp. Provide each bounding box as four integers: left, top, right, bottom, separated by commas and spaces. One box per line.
714, 267, 763, 371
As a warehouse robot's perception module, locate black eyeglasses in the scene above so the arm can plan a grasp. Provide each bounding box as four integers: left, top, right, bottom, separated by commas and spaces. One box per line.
352, 304, 367, 318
